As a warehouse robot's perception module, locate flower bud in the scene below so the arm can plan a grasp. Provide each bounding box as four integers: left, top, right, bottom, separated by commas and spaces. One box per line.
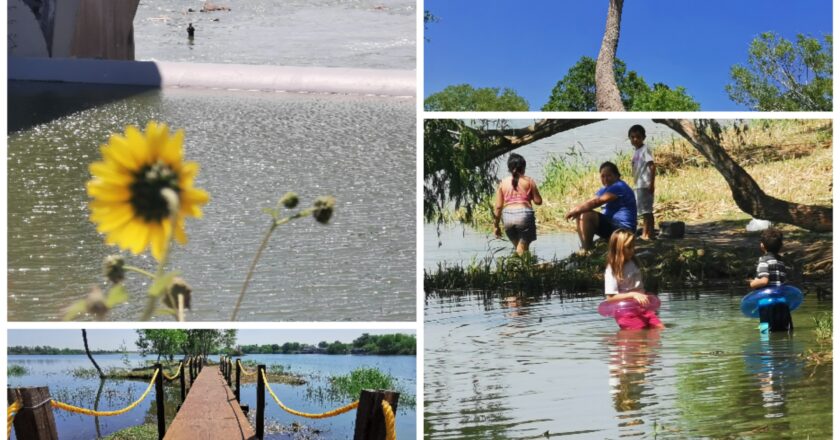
312, 196, 335, 224
86, 287, 109, 319
164, 277, 192, 309
104, 255, 125, 284
279, 192, 299, 209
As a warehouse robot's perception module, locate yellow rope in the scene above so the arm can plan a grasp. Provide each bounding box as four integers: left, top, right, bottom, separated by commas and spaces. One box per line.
51, 369, 159, 417
162, 363, 183, 381
261, 370, 359, 418
381, 400, 396, 440
237, 360, 257, 376
7, 400, 22, 440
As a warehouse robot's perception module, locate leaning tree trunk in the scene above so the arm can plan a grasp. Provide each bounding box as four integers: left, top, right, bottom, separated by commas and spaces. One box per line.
82, 329, 105, 379
654, 119, 832, 232
595, 0, 626, 111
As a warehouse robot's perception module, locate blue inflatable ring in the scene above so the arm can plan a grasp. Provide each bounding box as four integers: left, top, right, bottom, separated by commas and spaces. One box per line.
740, 285, 803, 318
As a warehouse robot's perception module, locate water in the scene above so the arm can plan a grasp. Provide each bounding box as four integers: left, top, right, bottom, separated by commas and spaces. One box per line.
8, 353, 416, 439
8, 82, 415, 321
133, 0, 415, 70
424, 290, 832, 439
424, 223, 579, 270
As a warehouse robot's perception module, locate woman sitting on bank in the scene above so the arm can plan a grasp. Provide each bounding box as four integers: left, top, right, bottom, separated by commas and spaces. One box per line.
493, 153, 543, 256
564, 161, 637, 252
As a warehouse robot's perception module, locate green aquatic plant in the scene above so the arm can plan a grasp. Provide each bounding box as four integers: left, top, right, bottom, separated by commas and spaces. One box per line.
813, 312, 832, 344
329, 367, 416, 408
8, 364, 27, 376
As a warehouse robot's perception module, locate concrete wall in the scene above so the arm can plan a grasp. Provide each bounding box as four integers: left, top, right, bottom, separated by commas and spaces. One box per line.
7, 0, 139, 60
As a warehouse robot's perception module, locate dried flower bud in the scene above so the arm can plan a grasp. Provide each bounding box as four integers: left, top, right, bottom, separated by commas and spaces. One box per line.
312, 196, 335, 224
279, 192, 299, 209
86, 286, 109, 319
164, 277, 192, 309
103, 255, 125, 284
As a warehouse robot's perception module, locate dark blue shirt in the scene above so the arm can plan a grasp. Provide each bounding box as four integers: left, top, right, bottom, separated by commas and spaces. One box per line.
596, 179, 637, 230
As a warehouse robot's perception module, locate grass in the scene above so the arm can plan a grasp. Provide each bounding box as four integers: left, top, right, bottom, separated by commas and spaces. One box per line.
102, 424, 157, 440
813, 312, 832, 344
329, 367, 416, 408
8, 365, 27, 376
468, 119, 832, 231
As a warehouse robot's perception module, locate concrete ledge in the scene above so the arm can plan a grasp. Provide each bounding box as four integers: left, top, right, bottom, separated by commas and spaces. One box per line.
9, 57, 416, 97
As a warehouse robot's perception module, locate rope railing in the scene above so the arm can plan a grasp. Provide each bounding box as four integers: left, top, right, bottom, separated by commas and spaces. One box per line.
50, 369, 159, 417
261, 370, 359, 419
237, 360, 257, 376
381, 400, 396, 440
162, 362, 183, 381
7, 400, 22, 439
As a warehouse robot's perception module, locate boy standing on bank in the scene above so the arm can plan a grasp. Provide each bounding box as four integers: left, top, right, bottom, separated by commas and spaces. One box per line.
629, 125, 655, 240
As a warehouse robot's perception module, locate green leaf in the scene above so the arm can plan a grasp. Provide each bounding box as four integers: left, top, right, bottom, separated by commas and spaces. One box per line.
262, 207, 278, 218
148, 271, 181, 298
105, 285, 129, 308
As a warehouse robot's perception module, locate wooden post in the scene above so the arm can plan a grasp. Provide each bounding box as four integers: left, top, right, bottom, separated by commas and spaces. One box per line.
353, 390, 400, 440
227, 359, 233, 387
7, 387, 58, 440
235, 358, 242, 401
154, 363, 166, 440
256, 365, 266, 440
179, 361, 186, 402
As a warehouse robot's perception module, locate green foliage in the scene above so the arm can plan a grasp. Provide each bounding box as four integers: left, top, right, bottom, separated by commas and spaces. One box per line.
424, 119, 501, 225
238, 334, 415, 355
425, 84, 530, 111
542, 56, 700, 111
102, 424, 158, 440
8, 364, 27, 376
8, 346, 119, 355
813, 312, 832, 343
70, 367, 101, 379
136, 330, 187, 361
726, 32, 832, 111
351, 333, 416, 355
329, 367, 415, 407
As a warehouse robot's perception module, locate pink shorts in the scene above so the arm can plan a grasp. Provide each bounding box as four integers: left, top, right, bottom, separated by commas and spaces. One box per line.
614, 309, 663, 330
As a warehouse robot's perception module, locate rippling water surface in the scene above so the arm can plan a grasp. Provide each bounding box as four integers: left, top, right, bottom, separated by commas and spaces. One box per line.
134, 0, 415, 70
424, 290, 832, 439
9, 354, 416, 439
8, 82, 415, 321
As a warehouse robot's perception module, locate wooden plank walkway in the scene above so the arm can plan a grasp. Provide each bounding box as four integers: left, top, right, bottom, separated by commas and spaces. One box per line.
164, 366, 256, 440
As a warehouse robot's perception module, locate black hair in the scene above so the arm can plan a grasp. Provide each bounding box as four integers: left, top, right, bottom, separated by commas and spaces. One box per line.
508, 153, 526, 190
760, 228, 783, 253
628, 124, 646, 138
599, 161, 621, 178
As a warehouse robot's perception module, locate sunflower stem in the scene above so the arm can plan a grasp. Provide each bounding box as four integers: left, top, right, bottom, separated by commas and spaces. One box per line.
231, 220, 278, 321
124, 265, 156, 280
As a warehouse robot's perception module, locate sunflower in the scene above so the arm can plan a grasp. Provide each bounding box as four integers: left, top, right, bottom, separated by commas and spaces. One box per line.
86, 122, 209, 260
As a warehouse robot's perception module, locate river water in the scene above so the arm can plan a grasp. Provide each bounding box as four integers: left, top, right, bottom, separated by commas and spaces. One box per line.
134, 0, 416, 70
8, 82, 415, 321
424, 290, 832, 439
8, 353, 416, 440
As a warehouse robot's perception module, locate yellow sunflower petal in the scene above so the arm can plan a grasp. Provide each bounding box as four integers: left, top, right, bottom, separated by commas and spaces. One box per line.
161, 129, 185, 167
90, 162, 134, 186
90, 204, 135, 233
125, 220, 152, 255
101, 137, 139, 172
87, 181, 131, 202
174, 219, 188, 245
145, 122, 169, 158
150, 222, 168, 261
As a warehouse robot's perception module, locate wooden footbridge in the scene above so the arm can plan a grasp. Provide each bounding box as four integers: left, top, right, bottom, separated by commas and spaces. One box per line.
8, 356, 399, 440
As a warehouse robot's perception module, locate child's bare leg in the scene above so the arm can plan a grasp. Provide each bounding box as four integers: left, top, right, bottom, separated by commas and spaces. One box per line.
516, 240, 529, 256
641, 213, 655, 240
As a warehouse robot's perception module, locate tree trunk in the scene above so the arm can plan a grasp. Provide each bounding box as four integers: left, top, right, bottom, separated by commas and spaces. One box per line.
595, 0, 626, 111
82, 329, 105, 379
654, 119, 832, 232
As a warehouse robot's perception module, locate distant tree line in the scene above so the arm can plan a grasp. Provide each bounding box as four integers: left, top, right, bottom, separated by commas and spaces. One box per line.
238, 333, 416, 356
8, 346, 122, 355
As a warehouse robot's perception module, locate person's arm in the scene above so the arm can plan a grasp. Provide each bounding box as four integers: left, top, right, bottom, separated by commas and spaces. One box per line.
648, 162, 655, 194
750, 276, 769, 289
565, 192, 617, 219
605, 291, 650, 306
530, 178, 543, 205
493, 185, 504, 238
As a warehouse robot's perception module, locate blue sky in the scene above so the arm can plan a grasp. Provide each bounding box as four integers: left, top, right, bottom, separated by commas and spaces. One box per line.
8, 330, 414, 351
424, 0, 832, 110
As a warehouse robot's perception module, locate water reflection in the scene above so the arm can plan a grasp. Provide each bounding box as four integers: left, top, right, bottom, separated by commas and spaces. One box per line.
607, 329, 661, 436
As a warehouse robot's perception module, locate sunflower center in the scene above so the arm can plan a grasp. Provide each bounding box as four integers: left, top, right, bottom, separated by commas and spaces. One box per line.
130, 161, 180, 221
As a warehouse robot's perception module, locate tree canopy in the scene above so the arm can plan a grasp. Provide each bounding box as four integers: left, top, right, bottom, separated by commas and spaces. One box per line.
424, 84, 530, 111
726, 32, 832, 111
542, 56, 699, 111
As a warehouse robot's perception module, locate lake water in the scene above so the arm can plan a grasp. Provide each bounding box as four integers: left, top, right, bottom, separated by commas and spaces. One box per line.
8, 82, 415, 321
8, 353, 416, 440
134, 0, 415, 70
424, 290, 832, 439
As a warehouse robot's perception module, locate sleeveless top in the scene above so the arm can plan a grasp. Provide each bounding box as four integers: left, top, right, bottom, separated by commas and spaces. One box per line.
502, 178, 533, 207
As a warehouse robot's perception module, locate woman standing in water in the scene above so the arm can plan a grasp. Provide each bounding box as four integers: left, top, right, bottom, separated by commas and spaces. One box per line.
493, 153, 543, 255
